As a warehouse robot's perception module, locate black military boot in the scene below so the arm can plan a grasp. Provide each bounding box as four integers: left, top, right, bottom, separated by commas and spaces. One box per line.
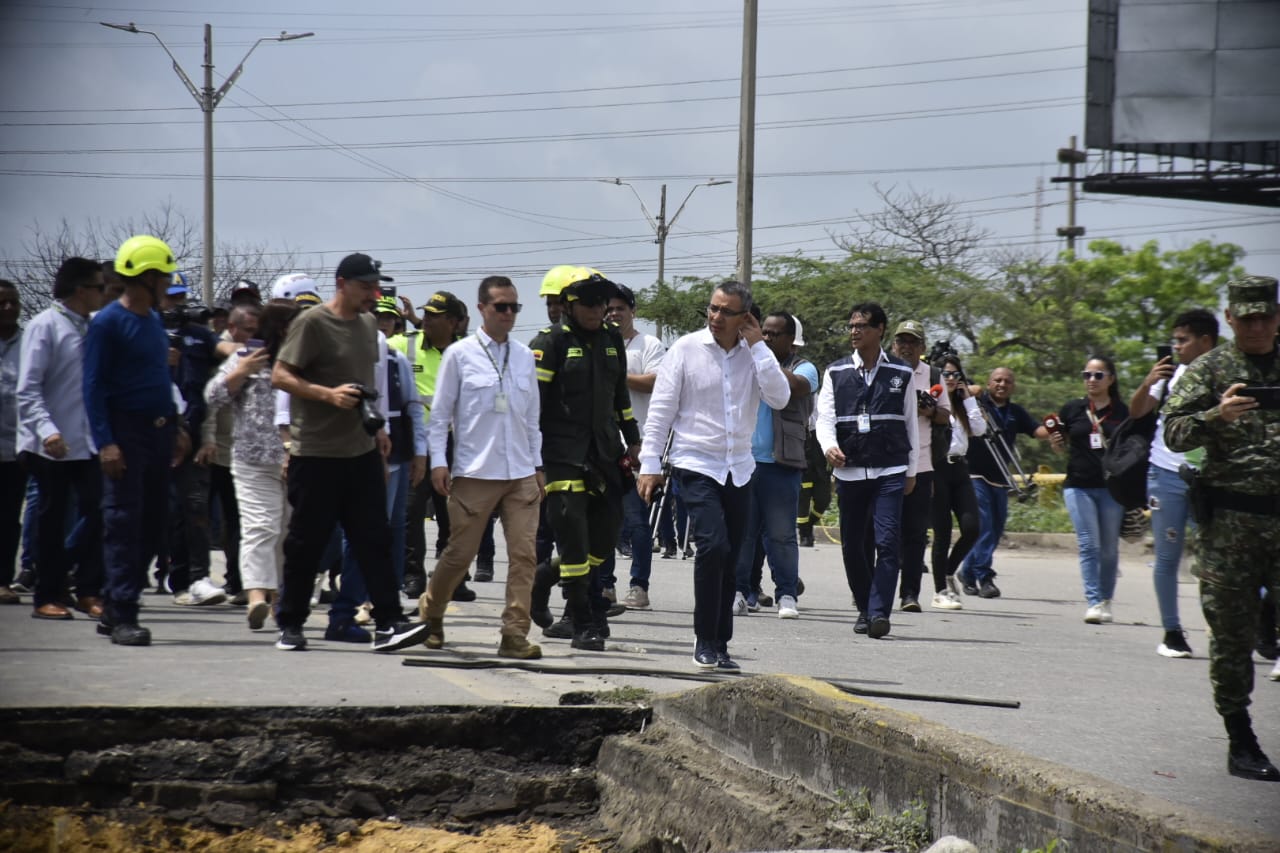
798, 521, 815, 548
565, 577, 604, 651
542, 609, 574, 639
530, 560, 557, 629
1224, 711, 1280, 781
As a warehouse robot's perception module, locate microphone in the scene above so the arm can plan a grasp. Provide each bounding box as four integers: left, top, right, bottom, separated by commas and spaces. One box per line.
1042, 414, 1066, 437
929, 384, 944, 399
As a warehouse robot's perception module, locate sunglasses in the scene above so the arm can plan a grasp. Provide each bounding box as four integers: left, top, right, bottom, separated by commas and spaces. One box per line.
940, 370, 961, 378
706, 304, 746, 317
1081, 371, 1109, 381
846, 322, 873, 332
489, 302, 522, 314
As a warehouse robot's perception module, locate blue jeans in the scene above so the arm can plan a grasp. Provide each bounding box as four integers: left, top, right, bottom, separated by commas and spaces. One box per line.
1064, 486, 1124, 606
1148, 465, 1190, 631
674, 467, 749, 647
836, 473, 906, 621
330, 460, 407, 627
734, 463, 802, 599
20, 475, 38, 570
961, 479, 1008, 585
623, 485, 655, 590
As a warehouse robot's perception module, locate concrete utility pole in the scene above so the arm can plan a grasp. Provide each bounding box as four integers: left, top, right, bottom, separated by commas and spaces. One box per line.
102, 22, 313, 305
603, 178, 730, 339
735, 0, 758, 286
1056, 135, 1087, 255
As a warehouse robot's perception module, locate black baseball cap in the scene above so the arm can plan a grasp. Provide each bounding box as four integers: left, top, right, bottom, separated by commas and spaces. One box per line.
336, 253, 393, 283
422, 290, 466, 318
229, 279, 261, 302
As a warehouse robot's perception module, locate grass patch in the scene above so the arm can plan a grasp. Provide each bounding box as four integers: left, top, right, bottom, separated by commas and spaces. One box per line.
831, 787, 931, 852
1005, 499, 1074, 533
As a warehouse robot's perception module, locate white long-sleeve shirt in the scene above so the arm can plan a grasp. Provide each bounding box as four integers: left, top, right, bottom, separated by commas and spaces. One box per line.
428, 328, 541, 481
946, 395, 988, 458
640, 327, 791, 486
816, 348, 920, 481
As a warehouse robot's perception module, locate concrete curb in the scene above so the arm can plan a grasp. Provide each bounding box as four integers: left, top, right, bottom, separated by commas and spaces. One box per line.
816, 527, 1152, 554
609, 675, 1276, 852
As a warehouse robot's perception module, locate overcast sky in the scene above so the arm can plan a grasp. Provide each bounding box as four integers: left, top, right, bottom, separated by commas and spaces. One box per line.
2, 0, 1276, 338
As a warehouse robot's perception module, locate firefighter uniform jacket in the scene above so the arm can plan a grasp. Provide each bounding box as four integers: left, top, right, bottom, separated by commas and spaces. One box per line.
531, 321, 641, 479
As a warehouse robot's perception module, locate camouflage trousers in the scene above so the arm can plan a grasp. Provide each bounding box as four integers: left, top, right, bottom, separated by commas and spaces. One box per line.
1194, 508, 1280, 717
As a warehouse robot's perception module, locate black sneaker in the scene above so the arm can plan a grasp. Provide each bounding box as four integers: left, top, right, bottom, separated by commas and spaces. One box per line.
111, 623, 152, 647
96, 613, 114, 637
868, 616, 892, 639
716, 645, 741, 672
543, 612, 574, 639
606, 602, 627, 618
571, 628, 605, 652
692, 638, 717, 670
978, 579, 1002, 599
853, 613, 869, 634
756, 592, 774, 608
473, 561, 494, 583
402, 575, 425, 599
12, 567, 34, 594
372, 621, 430, 653
451, 581, 477, 602
1157, 630, 1193, 658
901, 596, 922, 613
661, 545, 676, 559
324, 622, 372, 644
275, 627, 307, 651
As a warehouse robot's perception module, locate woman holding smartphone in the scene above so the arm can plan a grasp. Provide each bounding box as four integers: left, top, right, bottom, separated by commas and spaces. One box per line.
929, 355, 986, 609
1052, 356, 1129, 624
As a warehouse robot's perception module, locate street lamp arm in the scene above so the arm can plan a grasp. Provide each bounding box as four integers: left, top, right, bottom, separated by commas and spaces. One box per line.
599, 178, 658, 233
101, 22, 201, 105
214, 32, 313, 107
667, 179, 731, 232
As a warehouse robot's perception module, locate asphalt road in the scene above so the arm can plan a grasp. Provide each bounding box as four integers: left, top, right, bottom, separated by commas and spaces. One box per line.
1, 532, 1277, 840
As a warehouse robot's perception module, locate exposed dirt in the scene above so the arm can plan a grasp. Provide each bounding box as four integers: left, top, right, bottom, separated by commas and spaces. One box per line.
0, 806, 609, 852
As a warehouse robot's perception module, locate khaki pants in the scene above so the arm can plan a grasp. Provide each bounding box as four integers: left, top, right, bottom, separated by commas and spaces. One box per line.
423, 475, 541, 637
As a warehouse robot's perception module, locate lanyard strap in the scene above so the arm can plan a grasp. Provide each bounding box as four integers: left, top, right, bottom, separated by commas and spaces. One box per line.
481, 336, 509, 388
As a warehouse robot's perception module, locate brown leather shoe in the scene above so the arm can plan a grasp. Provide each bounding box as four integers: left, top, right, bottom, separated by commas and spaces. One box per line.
32, 603, 74, 620
75, 596, 105, 618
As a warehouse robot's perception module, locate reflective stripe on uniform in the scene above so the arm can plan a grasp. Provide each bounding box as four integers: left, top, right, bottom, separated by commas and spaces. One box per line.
588, 554, 607, 567
559, 560, 590, 578
536, 368, 556, 382
545, 479, 587, 493
619, 407, 634, 421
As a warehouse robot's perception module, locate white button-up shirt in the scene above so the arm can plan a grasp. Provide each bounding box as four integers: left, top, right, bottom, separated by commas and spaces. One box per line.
640, 327, 791, 486
816, 348, 920, 482
428, 327, 541, 481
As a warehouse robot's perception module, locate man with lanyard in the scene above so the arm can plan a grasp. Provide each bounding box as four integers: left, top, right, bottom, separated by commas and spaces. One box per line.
816, 301, 919, 640
1164, 275, 1280, 782
84, 235, 190, 646
389, 290, 471, 601
17, 257, 107, 620
0, 280, 23, 606
732, 311, 817, 619
420, 275, 544, 659
1128, 308, 1218, 659
958, 367, 1048, 598
531, 270, 641, 651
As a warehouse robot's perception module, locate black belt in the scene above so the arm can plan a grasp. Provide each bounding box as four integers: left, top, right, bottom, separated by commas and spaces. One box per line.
946, 454, 966, 465
1207, 487, 1280, 517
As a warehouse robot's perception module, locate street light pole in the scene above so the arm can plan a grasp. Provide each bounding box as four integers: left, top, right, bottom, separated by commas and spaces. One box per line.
101, 22, 314, 305
736, 0, 758, 286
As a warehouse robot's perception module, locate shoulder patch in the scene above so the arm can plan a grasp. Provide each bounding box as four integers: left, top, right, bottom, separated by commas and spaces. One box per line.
538, 327, 551, 334
606, 346, 618, 356
533, 349, 544, 361
566, 347, 583, 358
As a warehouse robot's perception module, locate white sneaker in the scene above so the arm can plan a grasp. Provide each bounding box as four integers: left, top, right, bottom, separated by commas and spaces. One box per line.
175, 578, 227, 606
353, 602, 373, 626
1270, 659, 1280, 682
931, 592, 962, 611
778, 595, 799, 619
732, 591, 748, 616
1100, 599, 1113, 623
1084, 603, 1105, 624
623, 586, 650, 609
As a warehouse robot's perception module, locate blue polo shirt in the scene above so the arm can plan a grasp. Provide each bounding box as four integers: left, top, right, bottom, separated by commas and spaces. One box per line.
83, 300, 175, 448
752, 360, 819, 463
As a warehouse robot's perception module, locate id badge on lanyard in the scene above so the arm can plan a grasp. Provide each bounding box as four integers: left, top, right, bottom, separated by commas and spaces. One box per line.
1089, 432, 1102, 450
857, 412, 871, 434
493, 392, 509, 414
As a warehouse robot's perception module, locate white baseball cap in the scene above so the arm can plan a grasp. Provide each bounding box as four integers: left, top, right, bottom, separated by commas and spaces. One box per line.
271, 273, 319, 302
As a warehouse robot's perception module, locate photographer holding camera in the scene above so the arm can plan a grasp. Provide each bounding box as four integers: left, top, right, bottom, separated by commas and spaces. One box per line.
270, 253, 429, 654
160, 276, 226, 607
1164, 275, 1280, 782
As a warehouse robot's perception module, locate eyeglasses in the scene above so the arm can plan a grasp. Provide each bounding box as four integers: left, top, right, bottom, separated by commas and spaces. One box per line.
489, 302, 522, 314
940, 370, 961, 378
1081, 371, 1108, 381
847, 322, 872, 332
706, 304, 746, 318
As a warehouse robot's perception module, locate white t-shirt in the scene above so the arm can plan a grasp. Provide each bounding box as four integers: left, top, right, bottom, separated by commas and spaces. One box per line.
624, 331, 666, 428
1148, 364, 1188, 473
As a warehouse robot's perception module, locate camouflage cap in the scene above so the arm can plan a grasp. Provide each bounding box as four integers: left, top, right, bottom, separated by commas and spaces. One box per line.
1228, 275, 1278, 318
893, 320, 925, 341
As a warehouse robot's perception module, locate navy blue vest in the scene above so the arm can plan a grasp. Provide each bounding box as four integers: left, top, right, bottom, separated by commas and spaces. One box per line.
829, 352, 913, 468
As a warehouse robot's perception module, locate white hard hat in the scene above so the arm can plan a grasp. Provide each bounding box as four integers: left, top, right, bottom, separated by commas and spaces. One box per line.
792, 315, 806, 347
271, 273, 319, 302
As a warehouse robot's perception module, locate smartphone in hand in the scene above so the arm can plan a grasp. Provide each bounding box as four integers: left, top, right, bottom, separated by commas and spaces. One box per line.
1156, 344, 1173, 362
1241, 386, 1280, 410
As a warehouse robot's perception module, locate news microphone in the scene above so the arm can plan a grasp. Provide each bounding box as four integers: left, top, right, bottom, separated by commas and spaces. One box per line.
929, 384, 944, 399
1042, 414, 1066, 437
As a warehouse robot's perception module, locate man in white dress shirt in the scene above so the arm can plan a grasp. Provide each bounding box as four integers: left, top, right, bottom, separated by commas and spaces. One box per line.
419, 275, 545, 660
638, 281, 791, 671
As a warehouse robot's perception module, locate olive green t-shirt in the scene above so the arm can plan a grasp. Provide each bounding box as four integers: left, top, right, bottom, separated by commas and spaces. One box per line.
277, 305, 377, 458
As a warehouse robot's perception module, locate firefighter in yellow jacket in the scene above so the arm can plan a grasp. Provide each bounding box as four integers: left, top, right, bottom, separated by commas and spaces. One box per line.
530, 271, 641, 650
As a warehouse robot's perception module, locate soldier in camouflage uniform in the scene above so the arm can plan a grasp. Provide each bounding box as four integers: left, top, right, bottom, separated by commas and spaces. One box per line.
1164, 275, 1280, 782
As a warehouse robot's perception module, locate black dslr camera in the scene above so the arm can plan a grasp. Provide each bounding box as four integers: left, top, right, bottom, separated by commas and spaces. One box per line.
927, 339, 957, 368
161, 304, 211, 348
351, 384, 385, 435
